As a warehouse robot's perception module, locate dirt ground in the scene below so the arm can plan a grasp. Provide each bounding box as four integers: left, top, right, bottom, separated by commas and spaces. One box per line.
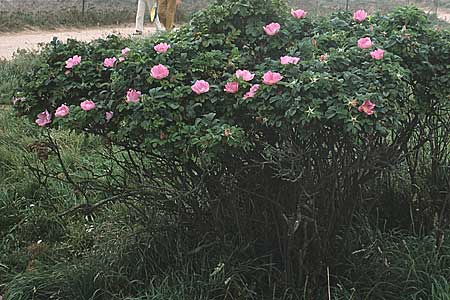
0, 25, 156, 60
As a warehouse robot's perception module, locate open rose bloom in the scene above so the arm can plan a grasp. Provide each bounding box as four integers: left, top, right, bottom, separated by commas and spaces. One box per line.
263, 71, 283, 85
357, 37, 373, 49
358, 100, 376, 115
151, 64, 170, 80
235, 70, 255, 81
280, 56, 300, 65
121, 47, 130, 56
353, 10, 368, 22
291, 9, 307, 19
55, 104, 70, 117
243, 84, 260, 99
191, 80, 210, 95
154, 42, 171, 53
103, 57, 117, 68
65, 55, 81, 69
35, 110, 52, 127
224, 82, 239, 94
263, 22, 281, 36
80, 100, 96, 111
370, 49, 385, 60
126, 89, 142, 103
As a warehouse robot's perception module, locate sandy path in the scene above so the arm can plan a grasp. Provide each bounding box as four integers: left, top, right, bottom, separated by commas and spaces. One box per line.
0, 25, 157, 60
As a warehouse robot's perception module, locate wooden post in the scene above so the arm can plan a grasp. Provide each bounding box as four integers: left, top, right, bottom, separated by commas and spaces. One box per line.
82, 0, 86, 16
346, 0, 349, 11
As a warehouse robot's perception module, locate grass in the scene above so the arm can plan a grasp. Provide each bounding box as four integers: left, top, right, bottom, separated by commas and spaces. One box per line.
333, 216, 450, 299
0, 50, 42, 105
0, 0, 137, 32
0, 9, 136, 32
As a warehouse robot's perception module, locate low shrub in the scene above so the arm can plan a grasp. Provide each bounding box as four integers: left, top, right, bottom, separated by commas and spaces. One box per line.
12, 0, 450, 296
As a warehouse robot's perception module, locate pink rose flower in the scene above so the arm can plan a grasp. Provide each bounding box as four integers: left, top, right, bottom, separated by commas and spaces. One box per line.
103, 57, 117, 68
126, 89, 141, 103
224, 128, 232, 137
154, 42, 171, 53
280, 56, 300, 65
319, 54, 328, 62
55, 104, 69, 117
235, 69, 255, 81
243, 84, 260, 99
191, 80, 210, 95
353, 10, 368, 23
105, 111, 114, 122
121, 47, 130, 56
358, 37, 373, 49
150, 64, 169, 80
224, 82, 239, 94
291, 9, 307, 19
119, 57, 126, 63
370, 49, 385, 60
358, 100, 376, 116
263, 22, 281, 36
35, 110, 52, 127
80, 100, 96, 111
263, 71, 283, 85
250, 84, 260, 93
65, 55, 81, 69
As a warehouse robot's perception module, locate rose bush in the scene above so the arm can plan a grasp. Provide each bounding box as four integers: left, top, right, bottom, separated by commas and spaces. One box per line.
13, 0, 450, 293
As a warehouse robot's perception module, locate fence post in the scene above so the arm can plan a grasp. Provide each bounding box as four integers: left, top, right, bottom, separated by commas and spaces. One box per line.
82, 0, 86, 16
346, 0, 349, 10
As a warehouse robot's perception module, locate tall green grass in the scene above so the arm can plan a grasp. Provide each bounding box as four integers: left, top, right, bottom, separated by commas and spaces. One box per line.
333, 217, 450, 299
0, 107, 107, 294
0, 51, 42, 105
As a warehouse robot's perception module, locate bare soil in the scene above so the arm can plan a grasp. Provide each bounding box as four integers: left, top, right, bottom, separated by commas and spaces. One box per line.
0, 25, 156, 60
